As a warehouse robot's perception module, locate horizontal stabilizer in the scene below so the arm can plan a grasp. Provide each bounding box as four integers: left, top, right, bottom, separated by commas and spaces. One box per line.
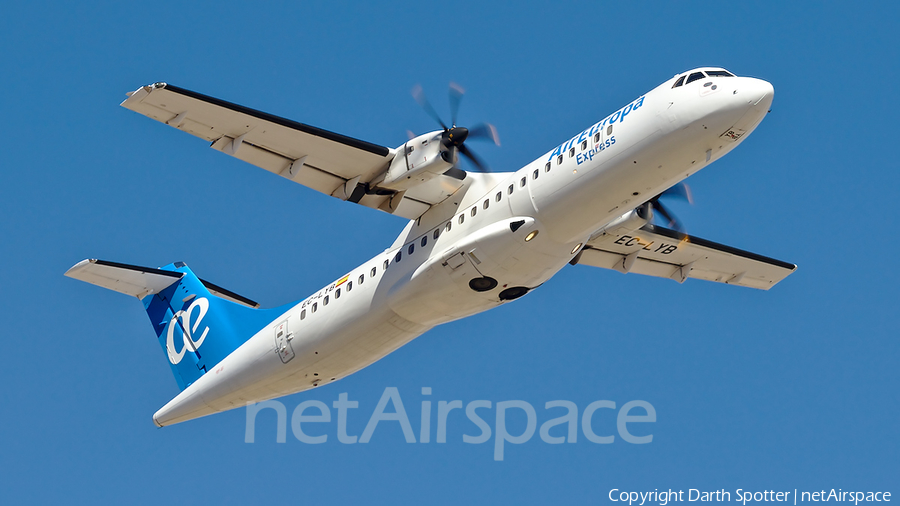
65, 259, 182, 299
65, 259, 261, 308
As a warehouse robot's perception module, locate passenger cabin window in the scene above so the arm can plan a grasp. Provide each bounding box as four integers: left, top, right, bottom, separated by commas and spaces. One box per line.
569, 147, 575, 158
470, 206, 476, 217
483, 199, 489, 210
520, 177, 526, 187
544, 161, 551, 172
607, 125, 613, 135
383, 259, 389, 270
686, 72, 706, 84
496, 191, 502, 202
594, 132, 600, 142
532, 169, 539, 180
581, 140, 587, 151
324, 295, 329, 306
335, 288, 341, 299
672, 75, 686, 88
705, 70, 735, 77
421, 236, 427, 247
408, 244, 414, 255
458, 214, 464, 224
371, 266, 377, 277
445, 221, 452, 232
360, 273, 366, 284
433, 229, 440, 240
507, 184, 514, 195
556, 154, 563, 165
301, 309, 306, 320
347, 281, 353, 292
312, 302, 318, 313
395, 251, 402, 263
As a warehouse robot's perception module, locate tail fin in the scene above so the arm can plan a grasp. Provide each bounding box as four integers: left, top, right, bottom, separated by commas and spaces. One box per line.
65, 259, 289, 389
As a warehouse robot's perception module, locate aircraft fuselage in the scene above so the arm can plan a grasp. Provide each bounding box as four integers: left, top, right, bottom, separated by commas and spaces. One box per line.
153, 69, 775, 426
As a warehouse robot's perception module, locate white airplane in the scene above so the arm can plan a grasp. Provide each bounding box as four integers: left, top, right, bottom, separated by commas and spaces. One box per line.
66, 67, 795, 426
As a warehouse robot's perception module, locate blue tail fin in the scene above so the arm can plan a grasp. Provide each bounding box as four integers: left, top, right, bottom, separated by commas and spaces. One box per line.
65, 259, 291, 390
143, 262, 292, 389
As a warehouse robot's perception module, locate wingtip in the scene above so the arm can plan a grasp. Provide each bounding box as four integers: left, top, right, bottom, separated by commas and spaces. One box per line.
63, 258, 96, 278
122, 82, 168, 106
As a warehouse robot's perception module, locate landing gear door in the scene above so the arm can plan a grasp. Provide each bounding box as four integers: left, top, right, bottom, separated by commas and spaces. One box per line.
442, 250, 467, 270
274, 320, 294, 363
441, 249, 481, 286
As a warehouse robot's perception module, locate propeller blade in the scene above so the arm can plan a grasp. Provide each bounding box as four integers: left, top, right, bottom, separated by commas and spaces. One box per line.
661, 182, 694, 204
458, 144, 491, 172
651, 200, 684, 232
411, 84, 447, 130
406, 130, 416, 141
449, 82, 465, 127
467, 122, 500, 146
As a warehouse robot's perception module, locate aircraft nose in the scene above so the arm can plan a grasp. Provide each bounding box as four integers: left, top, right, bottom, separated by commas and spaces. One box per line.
747, 78, 774, 111
718, 77, 774, 141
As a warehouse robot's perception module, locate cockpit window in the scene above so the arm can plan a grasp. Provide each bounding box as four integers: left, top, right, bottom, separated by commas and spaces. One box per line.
672, 75, 686, 88
686, 72, 706, 84
705, 70, 735, 77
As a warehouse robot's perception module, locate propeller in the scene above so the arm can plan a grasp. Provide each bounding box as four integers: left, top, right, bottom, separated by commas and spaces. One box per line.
647, 182, 694, 233
411, 83, 500, 172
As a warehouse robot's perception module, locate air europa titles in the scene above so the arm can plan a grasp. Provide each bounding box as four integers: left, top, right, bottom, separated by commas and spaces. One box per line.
547, 95, 646, 163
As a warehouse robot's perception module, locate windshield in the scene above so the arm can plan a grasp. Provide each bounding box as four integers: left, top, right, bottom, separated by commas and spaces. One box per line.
686, 72, 706, 84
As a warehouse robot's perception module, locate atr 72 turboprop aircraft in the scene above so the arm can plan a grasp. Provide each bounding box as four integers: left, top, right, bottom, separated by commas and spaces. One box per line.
66, 68, 795, 426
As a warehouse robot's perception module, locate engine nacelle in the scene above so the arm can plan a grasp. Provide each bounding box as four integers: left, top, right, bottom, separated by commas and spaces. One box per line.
591, 203, 652, 239
381, 131, 455, 191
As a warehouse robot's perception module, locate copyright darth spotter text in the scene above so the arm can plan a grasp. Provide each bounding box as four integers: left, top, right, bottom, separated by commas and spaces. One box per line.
608, 489, 891, 505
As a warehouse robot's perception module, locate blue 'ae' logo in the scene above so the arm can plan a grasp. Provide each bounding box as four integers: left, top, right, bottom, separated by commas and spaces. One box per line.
165, 297, 211, 364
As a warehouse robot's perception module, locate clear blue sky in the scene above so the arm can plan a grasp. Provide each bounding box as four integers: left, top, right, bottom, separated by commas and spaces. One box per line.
1, 1, 897, 503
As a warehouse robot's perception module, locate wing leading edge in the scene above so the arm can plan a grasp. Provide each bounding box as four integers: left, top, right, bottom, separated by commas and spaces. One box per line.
575, 224, 796, 290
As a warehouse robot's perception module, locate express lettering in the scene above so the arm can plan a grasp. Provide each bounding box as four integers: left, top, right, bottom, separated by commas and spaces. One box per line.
576, 136, 616, 165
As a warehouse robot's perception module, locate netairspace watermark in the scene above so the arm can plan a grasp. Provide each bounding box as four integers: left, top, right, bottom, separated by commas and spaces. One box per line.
244, 387, 656, 461
609, 489, 892, 505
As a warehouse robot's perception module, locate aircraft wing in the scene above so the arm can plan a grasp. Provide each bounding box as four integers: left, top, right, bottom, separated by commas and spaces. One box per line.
574, 224, 796, 290
121, 83, 461, 219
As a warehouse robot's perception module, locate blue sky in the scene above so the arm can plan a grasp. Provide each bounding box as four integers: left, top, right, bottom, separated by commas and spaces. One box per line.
1, 1, 897, 503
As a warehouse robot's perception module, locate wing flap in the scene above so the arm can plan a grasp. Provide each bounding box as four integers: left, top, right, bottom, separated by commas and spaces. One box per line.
577, 224, 796, 290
